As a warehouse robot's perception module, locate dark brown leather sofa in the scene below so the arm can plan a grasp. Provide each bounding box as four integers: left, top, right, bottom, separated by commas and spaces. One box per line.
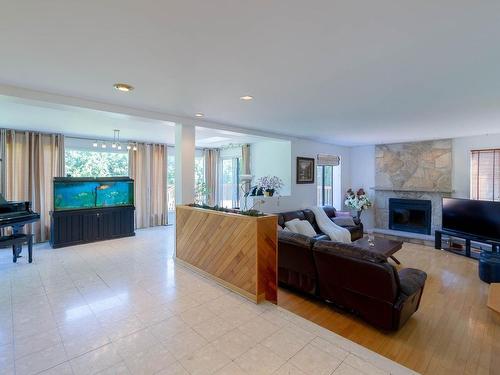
313, 241, 426, 330
277, 207, 427, 330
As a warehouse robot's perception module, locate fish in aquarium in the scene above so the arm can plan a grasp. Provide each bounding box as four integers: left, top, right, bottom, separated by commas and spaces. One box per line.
54, 178, 134, 211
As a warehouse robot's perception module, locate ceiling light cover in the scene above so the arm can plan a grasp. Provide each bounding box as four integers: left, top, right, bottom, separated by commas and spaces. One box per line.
113, 83, 134, 92
195, 113, 204, 117
240, 95, 253, 101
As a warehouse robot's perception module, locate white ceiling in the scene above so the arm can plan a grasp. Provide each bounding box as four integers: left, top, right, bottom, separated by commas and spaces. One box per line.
1, 1, 500, 146
0, 96, 273, 147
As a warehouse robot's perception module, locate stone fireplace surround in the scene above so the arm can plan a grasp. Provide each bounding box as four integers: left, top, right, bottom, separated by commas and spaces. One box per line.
373, 139, 453, 237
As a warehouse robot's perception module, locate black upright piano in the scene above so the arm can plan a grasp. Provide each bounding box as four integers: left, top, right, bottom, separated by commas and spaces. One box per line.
0, 194, 40, 263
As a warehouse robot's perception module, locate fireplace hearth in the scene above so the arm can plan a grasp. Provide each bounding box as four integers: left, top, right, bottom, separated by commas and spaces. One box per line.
389, 198, 432, 235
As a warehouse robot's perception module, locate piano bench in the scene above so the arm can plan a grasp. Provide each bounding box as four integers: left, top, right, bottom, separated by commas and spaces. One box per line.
0, 234, 34, 263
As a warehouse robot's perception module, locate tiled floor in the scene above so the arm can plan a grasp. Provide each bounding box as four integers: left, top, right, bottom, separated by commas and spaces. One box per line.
0, 227, 417, 375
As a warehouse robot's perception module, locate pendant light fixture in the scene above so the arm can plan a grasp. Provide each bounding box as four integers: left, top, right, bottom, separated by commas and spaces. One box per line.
91, 129, 137, 151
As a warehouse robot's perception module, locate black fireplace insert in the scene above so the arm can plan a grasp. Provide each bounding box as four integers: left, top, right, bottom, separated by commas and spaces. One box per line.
389, 198, 432, 235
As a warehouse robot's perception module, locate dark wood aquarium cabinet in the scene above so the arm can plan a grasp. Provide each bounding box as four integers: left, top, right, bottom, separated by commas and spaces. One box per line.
50, 177, 135, 248
50, 206, 135, 248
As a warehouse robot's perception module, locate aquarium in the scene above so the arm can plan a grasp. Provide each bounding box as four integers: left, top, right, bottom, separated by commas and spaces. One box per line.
54, 177, 134, 211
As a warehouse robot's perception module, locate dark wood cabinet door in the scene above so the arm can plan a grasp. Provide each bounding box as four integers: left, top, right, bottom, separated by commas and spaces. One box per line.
50, 206, 135, 248
82, 212, 100, 242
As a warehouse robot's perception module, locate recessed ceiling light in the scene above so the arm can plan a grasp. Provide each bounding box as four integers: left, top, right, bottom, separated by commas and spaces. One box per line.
240, 95, 254, 101
195, 113, 204, 117
113, 83, 134, 92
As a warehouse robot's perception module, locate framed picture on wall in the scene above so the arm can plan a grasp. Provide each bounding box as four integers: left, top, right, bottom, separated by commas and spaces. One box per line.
296, 157, 315, 184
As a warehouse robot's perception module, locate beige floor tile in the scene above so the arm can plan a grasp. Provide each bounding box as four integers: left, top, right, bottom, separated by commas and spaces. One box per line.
192, 317, 236, 341
235, 343, 285, 375
310, 336, 349, 361
14, 328, 62, 359
0, 343, 14, 371
38, 362, 74, 375
95, 361, 131, 374
180, 344, 231, 375
238, 316, 281, 342
162, 328, 208, 360
211, 328, 257, 360
289, 343, 342, 375
333, 362, 366, 375
123, 345, 176, 375
155, 361, 190, 375
214, 361, 248, 375
113, 328, 159, 358
343, 354, 389, 375
273, 362, 307, 375
261, 327, 312, 360
15, 343, 68, 375
149, 316, 190, 340
70, 343, 123, 375
62, 329, 111, 359
180, 305, 217, 326
134, 304, 174, 326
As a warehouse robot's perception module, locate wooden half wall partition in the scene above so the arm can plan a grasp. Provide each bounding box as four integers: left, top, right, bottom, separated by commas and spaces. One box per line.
175, 205, 278, 304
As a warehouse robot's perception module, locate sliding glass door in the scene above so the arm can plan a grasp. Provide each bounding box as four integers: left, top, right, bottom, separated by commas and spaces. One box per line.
221, 157, 240, 208
317, 165, 334, 206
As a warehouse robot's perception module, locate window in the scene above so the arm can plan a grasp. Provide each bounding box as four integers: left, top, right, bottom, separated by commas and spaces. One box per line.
471, 149, 500, 201
167, 151, 175, 211
195, 156, 205, 187
317, 165, 334, 206
220, 157, 240, 208
194, 155, 206, 204
65, 149, 128, 177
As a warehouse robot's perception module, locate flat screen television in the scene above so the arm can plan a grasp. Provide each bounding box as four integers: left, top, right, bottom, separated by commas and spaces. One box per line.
442, 197, 500, 241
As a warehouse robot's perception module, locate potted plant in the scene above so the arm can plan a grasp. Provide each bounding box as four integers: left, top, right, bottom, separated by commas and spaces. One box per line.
257, 175, 284, 197
345, 188, 372, 220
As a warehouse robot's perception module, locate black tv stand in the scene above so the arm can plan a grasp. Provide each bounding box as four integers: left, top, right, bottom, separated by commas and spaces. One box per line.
435, 229, 500, 258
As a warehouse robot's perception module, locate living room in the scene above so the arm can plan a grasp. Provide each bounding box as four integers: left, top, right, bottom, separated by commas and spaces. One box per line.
1, 2, 500, 375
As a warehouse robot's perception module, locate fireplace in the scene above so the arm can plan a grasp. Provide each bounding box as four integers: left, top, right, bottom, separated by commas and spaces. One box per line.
389, 198, 432, 235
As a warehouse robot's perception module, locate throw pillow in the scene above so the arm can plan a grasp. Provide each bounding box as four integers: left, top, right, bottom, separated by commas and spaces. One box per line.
332, 216, 356, 227
285, 219, 317, 237
284, 219, 300, 232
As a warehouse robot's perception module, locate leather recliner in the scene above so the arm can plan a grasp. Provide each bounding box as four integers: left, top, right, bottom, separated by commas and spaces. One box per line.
313, 241, 426, 330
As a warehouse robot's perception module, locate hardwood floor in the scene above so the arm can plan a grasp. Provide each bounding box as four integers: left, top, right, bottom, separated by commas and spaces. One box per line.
278, 242, 500, 375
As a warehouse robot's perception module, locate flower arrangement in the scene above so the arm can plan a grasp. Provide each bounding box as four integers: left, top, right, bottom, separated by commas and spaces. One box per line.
345, 188, 372, 218
257, 175, 284, 197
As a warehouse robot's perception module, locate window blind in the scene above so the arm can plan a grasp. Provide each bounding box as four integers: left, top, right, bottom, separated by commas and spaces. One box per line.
470, 149, 500, 201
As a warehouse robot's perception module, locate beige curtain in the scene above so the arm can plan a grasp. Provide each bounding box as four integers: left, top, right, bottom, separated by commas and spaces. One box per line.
4, 130, 65, 242
129, 143, 168, 228
204, 148, 220, 206
0, 129, 6, 196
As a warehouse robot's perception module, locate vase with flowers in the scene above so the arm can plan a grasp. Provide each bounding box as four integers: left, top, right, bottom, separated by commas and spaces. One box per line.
257, 175, 284, 197
345, 188, 372, 220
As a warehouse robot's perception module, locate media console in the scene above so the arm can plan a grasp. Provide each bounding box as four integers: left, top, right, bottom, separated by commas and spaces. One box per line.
435, 229, 500, 258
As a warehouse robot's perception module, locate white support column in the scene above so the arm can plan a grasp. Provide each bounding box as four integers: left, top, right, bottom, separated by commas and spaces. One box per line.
175, 123, 196, 205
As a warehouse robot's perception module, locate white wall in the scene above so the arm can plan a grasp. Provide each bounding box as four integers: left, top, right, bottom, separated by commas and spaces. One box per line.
349, 145, 376, 229
250, 141, 292, 196
252, 139, 351, 213
452, 133, 500, 199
